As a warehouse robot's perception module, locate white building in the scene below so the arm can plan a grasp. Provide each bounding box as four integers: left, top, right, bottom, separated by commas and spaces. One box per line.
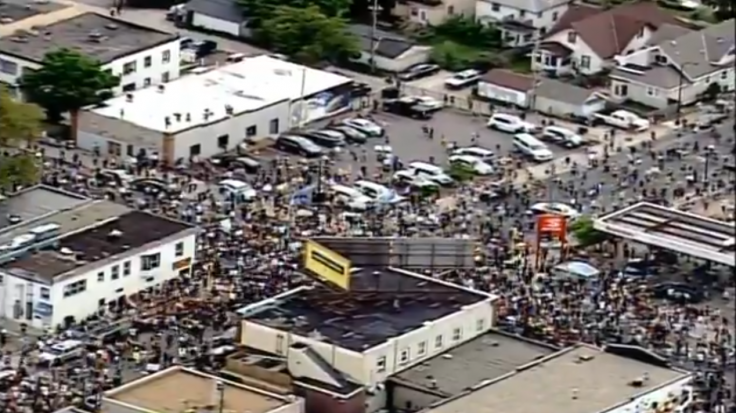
475, 0, 572, 47
78, 55, 353, 164
0, 187, 197, 329
0, 9, 181, 95
237, 267, 496, 394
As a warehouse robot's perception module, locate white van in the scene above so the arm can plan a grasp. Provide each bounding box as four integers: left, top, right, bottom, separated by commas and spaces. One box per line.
354, 180, 404, 203
218, 179, 257, 201
407, 162, 454, 185
331, 185, 373, 210
39, 339, 84, 365
513, 134, 553, 162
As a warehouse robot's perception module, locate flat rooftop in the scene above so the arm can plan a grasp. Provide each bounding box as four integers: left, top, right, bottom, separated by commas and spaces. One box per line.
240, 268, 491, 352
0, 186, 88, 232
90, 55, 352, 133
104, 367, 294, 413
392, 331, 558, 397
423, 344, 689, 413
595, 202, 736, 266
0, 0, 68, 24
0, 12, 177, 64
0, 203, 192, 282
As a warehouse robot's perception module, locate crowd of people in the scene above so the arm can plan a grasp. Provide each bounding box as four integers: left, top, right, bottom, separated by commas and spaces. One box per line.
0, 109, 733, 413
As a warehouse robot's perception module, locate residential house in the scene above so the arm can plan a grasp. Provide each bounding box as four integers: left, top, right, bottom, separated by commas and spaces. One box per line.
609, 19, 735, 110
185, 0, 253, 38
533, 2, 686, 76
349, 25, 431, 72
394, 0, 476, 26
477, 69, 605, 115
475, 0, 573, 47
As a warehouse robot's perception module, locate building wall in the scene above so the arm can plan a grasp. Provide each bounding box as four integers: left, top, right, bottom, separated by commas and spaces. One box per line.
191, 13, 240, 37
0, 39, 181, 95
0, 231, 196, 329
534, 95, 606, 117
477, 82, 529, 107
475, 1, 570, 33
544, 30, 605, 75
389, 382, 444, 412
296, 384, 366, 413
394, 0, 476, 27
172, 99, 290, 161
77, 129, 164, 159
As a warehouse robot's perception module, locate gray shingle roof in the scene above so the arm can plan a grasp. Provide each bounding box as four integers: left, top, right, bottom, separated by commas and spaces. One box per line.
658, 19, 735, 79
478, 0, 571, 13
348, 24, 414, 59
535, 78, 598, 105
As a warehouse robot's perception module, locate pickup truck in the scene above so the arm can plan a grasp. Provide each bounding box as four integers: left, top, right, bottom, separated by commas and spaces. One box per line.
594, 109, 649, 131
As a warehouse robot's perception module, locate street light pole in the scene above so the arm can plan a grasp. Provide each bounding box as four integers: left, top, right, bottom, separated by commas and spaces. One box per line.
216, 380, 225, 413
675, 62, 696, 126
368, 0, 380, 73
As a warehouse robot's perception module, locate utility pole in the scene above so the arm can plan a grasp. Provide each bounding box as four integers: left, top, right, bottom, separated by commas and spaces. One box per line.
368, 0, 380, 73
527, 34, 543, 114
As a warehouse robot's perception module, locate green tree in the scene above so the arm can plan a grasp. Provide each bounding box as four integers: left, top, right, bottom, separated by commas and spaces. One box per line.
430, 16, 502, 49
239, 0, 352, 26
0, 86, 45, 192
20, 48, 119, 143
569, 216, 608, 246
257, 6, 359, 64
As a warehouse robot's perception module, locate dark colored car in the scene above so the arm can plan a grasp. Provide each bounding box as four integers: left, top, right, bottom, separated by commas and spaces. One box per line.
211, 154, 261, 173
275, 135, 323, 157
130, 178, 175, 195
296, 130, 346, 149
350, 82, 373, 98
382, 99, 433, 119
397, 63, 440, 82
326, 125, 368, 144
651, 282, 704, 304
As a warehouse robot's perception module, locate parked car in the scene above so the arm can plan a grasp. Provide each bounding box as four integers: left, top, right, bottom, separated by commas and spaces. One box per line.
397, 63, 440, 81
393, 171, 440, 190
541, 126, 584, 148
296, 130, 346, 149
451, 146, 495, 163
529, 202, 580, 219
383, 98, 434, 119
410, 96, 444, 111
211, 154, 261, 174
275, 135, 323, 157
326, 125, 369, 144
444, 69, 482, 89
130, 178, 176, 195
651, 282, 704, 304
449, 155, 494, 175
487, 113, 537, 133
340, 118, 384, 137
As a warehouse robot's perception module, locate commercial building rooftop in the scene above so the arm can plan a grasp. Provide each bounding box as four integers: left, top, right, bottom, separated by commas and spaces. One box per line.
90, 55, 352, 133
595, 202, 736, 266
423, 344, 690, 413
0, 186, 88, 232
103, 366, 297, 413
239, 268, 491, 352
391, 330, 558, 397
0, 12, 177, 64
0, 199, 193, 282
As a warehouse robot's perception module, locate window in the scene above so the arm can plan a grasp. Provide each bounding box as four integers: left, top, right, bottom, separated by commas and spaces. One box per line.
143, 56, 152, 68
476, 318, 485, 331
447, 5, 455, 14
123, 61, 137, 75
419, 10, 427, 21
417, 341, 427, 356
269, 119, 280, 134
704, 76, 711, 83
40, 287, 51, 300
162, 71, 170, 82
614, 83, 628, 96
175, 241, 184, 257
190, 144, 201, 157
519, 10, 526, 17
143, 77, 151, 87
140, 252, 161, 271
63, 280, 87, 297
491, 2, 500, 11
721, 70, 728, 80
580, 55, 591, 69
111, 265, 120, 280
0, 58, 19, 75
410, 7, 418, 16
122, 83, 136, 92
434, 335, 443, 349
567, 31, 577, 44
377, 356, 387, 372
217, 134, 229, 148
399, 348, 410, 365
97, 271, 105, 282
123, 260, 131, 276
275, 334, 285, 355
552, 11, 559, 21
452, 327, 462, 341
246, 125, 257, 137
646, 87, 658, 96
162, 50, 171, 63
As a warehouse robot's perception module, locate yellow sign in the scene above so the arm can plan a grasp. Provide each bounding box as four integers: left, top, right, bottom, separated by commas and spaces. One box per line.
303, 240, 352, 290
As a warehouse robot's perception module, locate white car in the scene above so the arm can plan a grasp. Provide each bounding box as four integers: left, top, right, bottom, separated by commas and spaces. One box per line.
451, 146, 495, 163
331, 184, 374, 210
487, 113, 537, 134
411, 96, 444, 111
542, 126, 583, 148
529, 202, 580, 219
444, 69, 482, 89
354, 180, 404, 204
340, 118, 383, 137
218, 179, 257, 201
393, 170, 440, 189
449, 155, 494, 175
